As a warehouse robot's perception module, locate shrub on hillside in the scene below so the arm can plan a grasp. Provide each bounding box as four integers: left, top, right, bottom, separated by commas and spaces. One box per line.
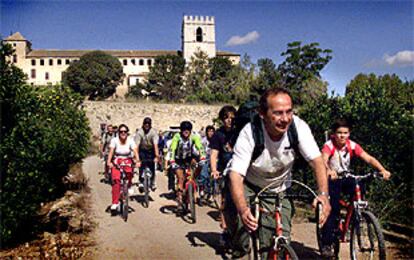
1, 49, 90, 247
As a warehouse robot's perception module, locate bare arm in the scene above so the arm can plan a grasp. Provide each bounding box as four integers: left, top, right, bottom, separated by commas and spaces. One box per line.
107, 147, 114, 167
229, 171, 258, 231
322, 152, 337, 179
359, 151, 391, 180
309, 155, 331, 226
210, 149, 220, 179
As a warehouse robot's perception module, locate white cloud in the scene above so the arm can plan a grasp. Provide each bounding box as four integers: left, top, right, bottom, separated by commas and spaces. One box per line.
383, 50, 414, 67
226, 31, 259, 46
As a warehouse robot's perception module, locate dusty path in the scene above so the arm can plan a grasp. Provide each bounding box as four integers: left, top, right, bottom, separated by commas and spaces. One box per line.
84, 155, 350, 259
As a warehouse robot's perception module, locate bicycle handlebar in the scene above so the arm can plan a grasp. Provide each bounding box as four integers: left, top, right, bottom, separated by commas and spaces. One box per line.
337, 171, 382, 180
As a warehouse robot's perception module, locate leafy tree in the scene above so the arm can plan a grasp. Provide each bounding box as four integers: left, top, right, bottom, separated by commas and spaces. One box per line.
209, 56, 233, 81
252, 58, 280, 96
147, 54, 185, 101
62, 51, 124, 100
301, 76, 328, 104
185, 49, 211, 102
278, 41, 332, 105
346, 73, 414, 112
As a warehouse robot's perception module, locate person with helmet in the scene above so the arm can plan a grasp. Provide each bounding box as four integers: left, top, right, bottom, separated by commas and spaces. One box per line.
168, 120, 206, 212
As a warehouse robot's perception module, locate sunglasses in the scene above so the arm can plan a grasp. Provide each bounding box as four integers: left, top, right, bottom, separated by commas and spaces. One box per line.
119, 130, 128, 134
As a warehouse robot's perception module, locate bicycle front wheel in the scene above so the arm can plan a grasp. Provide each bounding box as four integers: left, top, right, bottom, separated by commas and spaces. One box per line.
143, 170, 150, 208
350, 210, 386, 260
188, 183, 196, 224
122, 185, 129, 222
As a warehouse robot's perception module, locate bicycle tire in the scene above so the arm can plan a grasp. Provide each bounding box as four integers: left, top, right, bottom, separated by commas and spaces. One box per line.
268, 239, 298, 260
213, 180, 221, 209
143, 169, 150, 208
188, 183, 196, 223
350, 210, 386, 260
315, 202, 323, 253
122, 184, 128, 222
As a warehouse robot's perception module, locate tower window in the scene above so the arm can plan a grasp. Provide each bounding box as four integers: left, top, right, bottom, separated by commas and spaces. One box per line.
31, 69, 36, 79
131, 59, 136, 65
196, 27, 203, 42
57, 59, 62, 65
123, 59, 127, 66
147, 59, 152, 66
13, 55, 17, 63
66, 59, 70, 65
13, 43, 16, 47
139, 59, 144, 65
32, 59, 36, 66
49, 59, 53, 66
40, 59, 44, 66
45, 72, 49, 80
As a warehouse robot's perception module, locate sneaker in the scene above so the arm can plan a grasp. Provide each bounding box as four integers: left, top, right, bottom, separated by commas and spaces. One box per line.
321, 245, 335, 258
110, 203, 118, 211
138, 183, 144, 193
199, 189, 205, 198
150, 182, 157, 191
128, 187, 135, 196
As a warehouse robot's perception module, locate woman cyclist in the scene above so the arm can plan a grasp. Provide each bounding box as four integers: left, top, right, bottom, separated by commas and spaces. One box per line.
107, 124, 140, 212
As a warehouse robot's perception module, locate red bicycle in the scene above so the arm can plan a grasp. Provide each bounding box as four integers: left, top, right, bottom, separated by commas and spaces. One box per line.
113, 162, 134, 222
316, 171, 386, 260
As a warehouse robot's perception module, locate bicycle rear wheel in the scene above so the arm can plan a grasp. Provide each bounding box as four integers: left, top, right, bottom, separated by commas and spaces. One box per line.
188, 183, 196, 223
143, 170, 150, 208
350, 210, 386, 260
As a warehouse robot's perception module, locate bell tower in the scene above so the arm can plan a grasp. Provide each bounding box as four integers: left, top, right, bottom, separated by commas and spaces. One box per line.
182, 15, 216, 62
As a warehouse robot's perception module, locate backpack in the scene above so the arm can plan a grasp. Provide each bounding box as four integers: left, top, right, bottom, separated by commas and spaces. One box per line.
231, 100, 300, 164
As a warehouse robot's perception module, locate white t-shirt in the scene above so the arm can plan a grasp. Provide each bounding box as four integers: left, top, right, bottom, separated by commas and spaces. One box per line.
109, 136, 137, 158
230, 115, 321, 192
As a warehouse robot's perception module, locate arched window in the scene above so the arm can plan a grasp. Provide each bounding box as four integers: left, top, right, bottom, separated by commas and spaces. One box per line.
196, 27, 203, 42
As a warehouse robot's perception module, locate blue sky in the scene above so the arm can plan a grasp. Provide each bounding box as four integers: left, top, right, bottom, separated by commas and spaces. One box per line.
2, 0, 413, 95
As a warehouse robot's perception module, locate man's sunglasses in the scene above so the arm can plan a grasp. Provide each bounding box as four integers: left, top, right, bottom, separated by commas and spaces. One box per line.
119, 130, 128, 134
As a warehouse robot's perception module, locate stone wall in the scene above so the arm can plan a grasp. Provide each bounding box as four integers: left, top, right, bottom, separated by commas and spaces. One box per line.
84, 101, 223, 136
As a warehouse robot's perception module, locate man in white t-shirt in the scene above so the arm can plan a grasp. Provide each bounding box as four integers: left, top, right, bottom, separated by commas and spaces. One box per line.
228, 87, 331, 258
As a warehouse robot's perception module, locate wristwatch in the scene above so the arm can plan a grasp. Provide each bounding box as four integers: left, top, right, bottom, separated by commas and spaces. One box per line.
318, 191, 330, 199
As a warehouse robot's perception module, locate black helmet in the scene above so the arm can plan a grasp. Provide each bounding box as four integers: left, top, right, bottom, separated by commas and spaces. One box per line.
180, 121, 193, 131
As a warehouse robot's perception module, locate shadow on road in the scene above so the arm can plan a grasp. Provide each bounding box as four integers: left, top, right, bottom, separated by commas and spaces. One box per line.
206, 210, 220, 222
186, 231, 229, 259
159, 191, 176, 201
291, 241, 322, 259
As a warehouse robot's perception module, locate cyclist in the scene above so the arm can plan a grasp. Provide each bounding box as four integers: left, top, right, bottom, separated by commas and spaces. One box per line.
198, 125, 215, 201
99, 124, 114, 181
228, 87, 331, 259
99, 122, 107, 141
168, 121, 206, 212
209, 105, 237, 247
320, 118, 391, 257
106, 124, 140, 212
134, 117, 160, 192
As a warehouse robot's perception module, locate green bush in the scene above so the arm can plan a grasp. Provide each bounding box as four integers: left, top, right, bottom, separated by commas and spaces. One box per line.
1, 45, 90, 247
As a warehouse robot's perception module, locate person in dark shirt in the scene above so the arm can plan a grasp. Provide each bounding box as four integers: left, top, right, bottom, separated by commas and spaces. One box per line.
209, 105, 237, 249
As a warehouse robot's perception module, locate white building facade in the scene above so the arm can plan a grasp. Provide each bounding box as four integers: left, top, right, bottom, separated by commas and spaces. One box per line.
3, 15, 239, 97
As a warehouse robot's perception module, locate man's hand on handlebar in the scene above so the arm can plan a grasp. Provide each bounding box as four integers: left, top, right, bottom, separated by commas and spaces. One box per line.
380, 170, 391, 180
313, 194, 331, 226
211, 170, 220, 180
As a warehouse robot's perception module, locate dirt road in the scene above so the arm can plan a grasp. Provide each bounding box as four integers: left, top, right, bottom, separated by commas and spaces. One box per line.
84, 155, 349, 259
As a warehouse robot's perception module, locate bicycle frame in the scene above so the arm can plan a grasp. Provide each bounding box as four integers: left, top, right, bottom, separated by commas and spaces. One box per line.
184, 163, 199, 200
337, 172, 375, 242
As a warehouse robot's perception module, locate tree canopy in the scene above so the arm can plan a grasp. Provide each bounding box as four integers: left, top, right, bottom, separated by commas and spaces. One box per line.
62, 51, 124, 100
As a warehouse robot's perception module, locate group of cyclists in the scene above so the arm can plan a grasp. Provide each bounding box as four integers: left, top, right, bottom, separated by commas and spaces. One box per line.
98, 86, 391, 259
